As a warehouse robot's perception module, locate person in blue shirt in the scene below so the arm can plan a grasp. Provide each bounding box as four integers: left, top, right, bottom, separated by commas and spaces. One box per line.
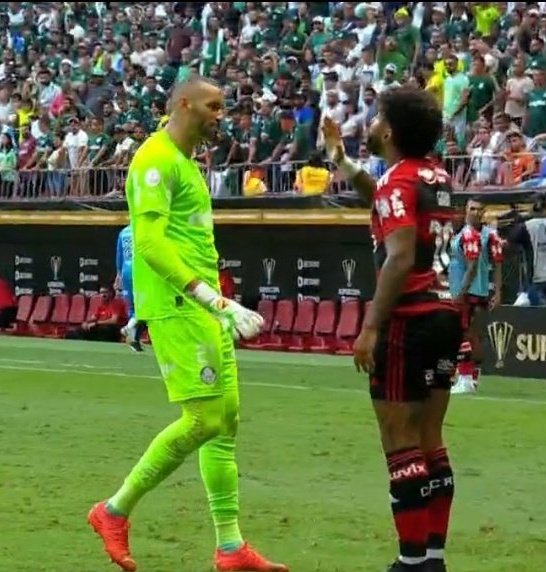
115, 225, 145, 352
448, 198, 503, 394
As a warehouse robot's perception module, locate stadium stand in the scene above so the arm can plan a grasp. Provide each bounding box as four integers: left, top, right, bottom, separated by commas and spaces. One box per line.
0, 2, 544, 202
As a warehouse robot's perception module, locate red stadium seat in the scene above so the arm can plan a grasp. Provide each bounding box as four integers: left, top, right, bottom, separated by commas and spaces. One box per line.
67, 294, 87, 326
45, 294, 71, 337
239, 299, 276, 350
309, 300, 338, 353
287, 299, 317, 352
261, 299, 295, 351
86, 294, 103, 322
28, 295, 53, 337
6, 295, 34, 335
334, 299, 362, 355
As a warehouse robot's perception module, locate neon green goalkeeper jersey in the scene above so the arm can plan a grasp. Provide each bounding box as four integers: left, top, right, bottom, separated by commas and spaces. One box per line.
126, 129, 219, 320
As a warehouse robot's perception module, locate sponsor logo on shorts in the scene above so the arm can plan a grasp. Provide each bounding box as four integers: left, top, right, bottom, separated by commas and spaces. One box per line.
437, 359, 456, 375
200, 366, 217, 385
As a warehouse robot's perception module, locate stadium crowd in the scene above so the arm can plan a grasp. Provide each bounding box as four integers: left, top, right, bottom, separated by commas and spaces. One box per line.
0, 2, 546, 199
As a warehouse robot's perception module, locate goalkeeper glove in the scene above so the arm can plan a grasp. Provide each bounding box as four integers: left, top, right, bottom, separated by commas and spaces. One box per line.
189, 282, 264, 340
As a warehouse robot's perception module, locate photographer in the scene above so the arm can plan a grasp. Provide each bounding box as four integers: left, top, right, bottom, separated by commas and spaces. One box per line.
505, 193, 546, 305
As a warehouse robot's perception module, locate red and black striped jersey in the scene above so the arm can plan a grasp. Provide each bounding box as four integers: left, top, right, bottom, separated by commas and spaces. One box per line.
370, 157, 457, 316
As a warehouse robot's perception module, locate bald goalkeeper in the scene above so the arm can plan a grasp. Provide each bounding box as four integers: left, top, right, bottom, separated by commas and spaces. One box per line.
88, 76, 288, 572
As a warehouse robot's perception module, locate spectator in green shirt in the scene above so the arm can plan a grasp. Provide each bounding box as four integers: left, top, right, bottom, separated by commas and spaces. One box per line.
523, 63, 546, 137
467, 54, 498, 123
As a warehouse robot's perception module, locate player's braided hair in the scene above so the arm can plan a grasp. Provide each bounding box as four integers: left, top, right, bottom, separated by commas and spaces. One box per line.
379, 86, 443, 159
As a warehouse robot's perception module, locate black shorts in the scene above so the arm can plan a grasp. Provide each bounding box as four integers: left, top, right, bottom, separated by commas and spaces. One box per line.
370, 309, 463, 402
460, 294, 489, 330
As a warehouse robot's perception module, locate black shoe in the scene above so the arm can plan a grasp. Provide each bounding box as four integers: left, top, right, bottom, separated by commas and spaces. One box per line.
387, 560, 428, 571
130, 341, 144, 353
427, 560, 447, 572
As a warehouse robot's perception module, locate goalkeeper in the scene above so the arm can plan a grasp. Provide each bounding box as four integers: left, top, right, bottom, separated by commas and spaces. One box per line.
88, 76, 288, 572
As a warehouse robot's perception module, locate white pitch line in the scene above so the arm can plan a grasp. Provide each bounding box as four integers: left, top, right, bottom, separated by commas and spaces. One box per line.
0, 364, 545, 406
0, 358, 44, 364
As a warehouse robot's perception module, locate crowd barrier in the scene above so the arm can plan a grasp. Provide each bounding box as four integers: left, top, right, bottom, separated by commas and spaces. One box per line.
0, 152, 545, 201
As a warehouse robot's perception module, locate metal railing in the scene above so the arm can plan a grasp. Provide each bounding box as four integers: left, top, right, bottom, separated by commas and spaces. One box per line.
0, 153, 545, 201
442, 150, 546, 191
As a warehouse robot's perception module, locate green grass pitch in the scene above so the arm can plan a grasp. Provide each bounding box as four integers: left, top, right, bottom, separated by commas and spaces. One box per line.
1, 336, 545, 571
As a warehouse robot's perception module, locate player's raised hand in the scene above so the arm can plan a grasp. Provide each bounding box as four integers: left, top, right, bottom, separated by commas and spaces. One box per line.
322, 116, 345, 164
189, 281, 264, 340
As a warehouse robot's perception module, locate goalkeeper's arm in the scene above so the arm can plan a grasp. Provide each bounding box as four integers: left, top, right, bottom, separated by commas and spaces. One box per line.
133, 212, 263, 339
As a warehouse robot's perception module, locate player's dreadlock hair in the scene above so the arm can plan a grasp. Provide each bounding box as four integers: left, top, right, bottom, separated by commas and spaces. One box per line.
379, 86, 443, 159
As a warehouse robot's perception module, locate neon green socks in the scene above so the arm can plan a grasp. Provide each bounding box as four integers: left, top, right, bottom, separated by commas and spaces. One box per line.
107, 402, 212, 516
200, 435, 243, 552
106, 397, 244, 553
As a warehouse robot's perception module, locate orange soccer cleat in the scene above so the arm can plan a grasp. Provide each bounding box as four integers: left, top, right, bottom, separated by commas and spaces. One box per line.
88, 501, 137, 571
214, 542, 289, 572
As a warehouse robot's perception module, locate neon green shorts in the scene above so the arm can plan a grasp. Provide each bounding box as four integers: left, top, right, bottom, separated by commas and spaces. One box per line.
148, 312, 238, 403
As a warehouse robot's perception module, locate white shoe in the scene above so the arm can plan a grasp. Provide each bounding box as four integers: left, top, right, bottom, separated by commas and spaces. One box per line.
121, 326, 136, 342
451, 375, 477, 395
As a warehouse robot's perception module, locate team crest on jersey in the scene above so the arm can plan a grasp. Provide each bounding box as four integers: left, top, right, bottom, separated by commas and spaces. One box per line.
145, 168, 161, 187
200, 366, 217, 385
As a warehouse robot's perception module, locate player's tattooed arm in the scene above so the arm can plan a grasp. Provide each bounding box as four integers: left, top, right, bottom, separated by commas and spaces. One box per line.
363, 226, 416, 329
321, 116, 376, 205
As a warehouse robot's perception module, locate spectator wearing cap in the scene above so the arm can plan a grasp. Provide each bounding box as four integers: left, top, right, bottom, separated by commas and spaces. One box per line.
305, 16, 332, 57
63, 116, 88, 196
374, 62, 401, 93
391, 6, 421, 70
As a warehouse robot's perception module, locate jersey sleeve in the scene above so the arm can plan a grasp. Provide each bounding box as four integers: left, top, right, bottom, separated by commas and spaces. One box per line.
460, 228, 481, 261
488, 231, 504, 263
374, 176, 417, 237
128, 148, 174, 217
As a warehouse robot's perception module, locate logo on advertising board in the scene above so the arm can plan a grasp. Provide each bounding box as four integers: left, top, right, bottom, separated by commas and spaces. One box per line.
338, 258, 361, 299
47, 255, 65, 294
78, 257, 99, 295
296, 258, 321, 302
485, 311, 546, 379
259, 258, 280, 299
13, 254, 34, 295
487, 321, 514, 369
